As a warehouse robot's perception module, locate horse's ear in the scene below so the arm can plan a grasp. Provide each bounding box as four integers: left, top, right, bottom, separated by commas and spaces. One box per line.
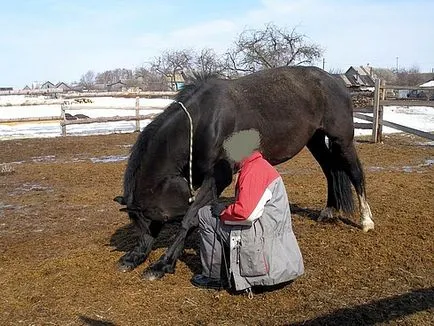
113, 196, 126, 205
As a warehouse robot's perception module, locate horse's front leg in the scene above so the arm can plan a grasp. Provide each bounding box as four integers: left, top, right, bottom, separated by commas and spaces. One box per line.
118, 212, 163, 272
142, 177, 218, 280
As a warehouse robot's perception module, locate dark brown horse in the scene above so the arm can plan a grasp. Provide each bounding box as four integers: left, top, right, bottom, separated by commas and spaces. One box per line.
114, 66, 374, 280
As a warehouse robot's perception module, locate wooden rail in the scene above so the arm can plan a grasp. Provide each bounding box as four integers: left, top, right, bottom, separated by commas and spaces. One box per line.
0, 116, 61, 123
62, 106, 164, 111
60, 114, 160, 126
354, 79, 434, 142
60, 97, 165, 136
380, 100, 434, 107
354, 113, 434, 141
0, 88, 64, 96
61, 91, 176, 99
0, 89, 176, 98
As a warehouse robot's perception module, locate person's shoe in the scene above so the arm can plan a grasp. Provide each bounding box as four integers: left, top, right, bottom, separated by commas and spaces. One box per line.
191, 274, 228, 290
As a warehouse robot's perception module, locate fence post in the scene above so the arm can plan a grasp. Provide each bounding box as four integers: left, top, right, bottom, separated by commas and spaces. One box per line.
372, 79, 381, 143
377, 80, 386, 142
135, 97, 140, 132
60, 101, 67, 136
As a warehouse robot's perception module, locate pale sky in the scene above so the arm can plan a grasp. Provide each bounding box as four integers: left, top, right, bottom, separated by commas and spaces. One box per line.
1, 0, 433, 88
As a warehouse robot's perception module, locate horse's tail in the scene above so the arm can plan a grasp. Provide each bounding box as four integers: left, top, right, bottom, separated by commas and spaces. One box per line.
329, 142, 355, 214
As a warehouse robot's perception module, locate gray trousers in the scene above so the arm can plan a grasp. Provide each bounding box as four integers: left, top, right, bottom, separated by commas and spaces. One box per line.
198, 205, 231, 279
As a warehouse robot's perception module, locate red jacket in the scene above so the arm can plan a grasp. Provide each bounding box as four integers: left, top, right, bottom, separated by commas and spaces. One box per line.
220, 151, 280, 225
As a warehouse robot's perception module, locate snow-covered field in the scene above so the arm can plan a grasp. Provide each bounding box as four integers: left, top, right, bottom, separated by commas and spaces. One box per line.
353, 106, 434, 137
0, 95, 433, 140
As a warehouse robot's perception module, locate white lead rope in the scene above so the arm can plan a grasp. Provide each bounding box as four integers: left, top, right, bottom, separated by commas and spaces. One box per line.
177, 101, 195, 203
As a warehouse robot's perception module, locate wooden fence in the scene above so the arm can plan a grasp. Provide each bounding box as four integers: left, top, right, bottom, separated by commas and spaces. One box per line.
0, 97, 167, 136
2, 87, 433, 141
353, 79, 434, 142
59, 98, 164, 136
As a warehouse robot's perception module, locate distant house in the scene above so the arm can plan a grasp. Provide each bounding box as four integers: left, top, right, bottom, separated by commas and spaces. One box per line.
166, 73, 185, 91
127, 86, 143, 93
334, 66, 376, 91
408, 79, 434, 100
419, 79, 434, 88
412, 73, 434, 86
107, 81, 126, 92
23, 85, 31, 90
0, 86, 13, 91
40, 81, 55, 89
55, 82, 71, 91
93, 83, 108, 91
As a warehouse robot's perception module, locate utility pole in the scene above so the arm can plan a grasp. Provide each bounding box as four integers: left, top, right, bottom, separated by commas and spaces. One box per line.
396, 56, 399, 72
322, 58, 325, 70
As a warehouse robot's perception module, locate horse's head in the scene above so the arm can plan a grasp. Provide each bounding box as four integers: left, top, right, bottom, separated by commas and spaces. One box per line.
116, 173, 192, 222
141, 175, 192, 221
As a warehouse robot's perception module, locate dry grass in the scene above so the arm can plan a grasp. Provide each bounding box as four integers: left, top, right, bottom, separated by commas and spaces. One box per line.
0, 133, 433, 325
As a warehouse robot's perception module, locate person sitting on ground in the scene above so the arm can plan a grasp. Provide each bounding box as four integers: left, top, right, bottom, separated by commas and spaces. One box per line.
191, 129, 304, 293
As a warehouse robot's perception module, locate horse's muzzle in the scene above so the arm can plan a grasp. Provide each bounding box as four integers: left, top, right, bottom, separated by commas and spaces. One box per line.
114, 196, 126, 205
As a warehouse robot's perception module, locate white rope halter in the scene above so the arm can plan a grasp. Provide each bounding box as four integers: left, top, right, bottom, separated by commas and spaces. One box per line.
177, 101, 195, 203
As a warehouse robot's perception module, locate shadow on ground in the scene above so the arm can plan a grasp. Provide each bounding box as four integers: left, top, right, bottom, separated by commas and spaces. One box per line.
288, 287, 434, 326
78, 316, 116, 326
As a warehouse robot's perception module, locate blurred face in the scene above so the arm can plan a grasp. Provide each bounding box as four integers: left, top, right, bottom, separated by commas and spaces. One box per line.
223, 129, 260, 165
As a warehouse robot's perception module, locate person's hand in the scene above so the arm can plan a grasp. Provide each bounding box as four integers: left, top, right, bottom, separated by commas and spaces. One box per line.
211, 202, 226, 218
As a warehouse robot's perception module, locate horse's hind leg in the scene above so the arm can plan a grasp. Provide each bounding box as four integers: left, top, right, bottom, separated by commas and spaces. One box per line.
331, 138, 374, 232
307, 131, 343, 220
118, 214, 163, 272
307, 130, 374, 231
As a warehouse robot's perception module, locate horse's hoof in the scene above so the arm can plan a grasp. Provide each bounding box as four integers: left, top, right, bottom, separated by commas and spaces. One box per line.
318, 207, 334, 222
142, 268, 165, 281
118, 262, 134, 272
362, 220, 375, 232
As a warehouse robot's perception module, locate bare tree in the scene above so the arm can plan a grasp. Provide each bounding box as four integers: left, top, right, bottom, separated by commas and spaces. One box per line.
79, 70, 96, 89
223, 23, 323, 77
191, 48, 225, 77
150, 49, 194, 90
396, 66, 424, 86
134, 67, 169, 91
373, 68, 397, 85
95, 68, 133, 85
328, 68, 344, 75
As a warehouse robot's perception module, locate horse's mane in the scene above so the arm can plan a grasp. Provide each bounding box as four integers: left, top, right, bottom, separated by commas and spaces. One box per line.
175, 71, 220, 103
123, 71, 219, 204
123, 105, 178, 204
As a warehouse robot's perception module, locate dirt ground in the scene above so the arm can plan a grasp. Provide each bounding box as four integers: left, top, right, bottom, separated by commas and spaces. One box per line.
0, 132, 433, 326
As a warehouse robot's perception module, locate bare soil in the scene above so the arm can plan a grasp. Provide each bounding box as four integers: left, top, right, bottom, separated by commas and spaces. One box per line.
0, 133, 433, 326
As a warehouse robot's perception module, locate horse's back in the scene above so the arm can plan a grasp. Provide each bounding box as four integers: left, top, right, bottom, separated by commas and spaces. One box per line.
207, 66, 354, 162
232, 66, 346, 92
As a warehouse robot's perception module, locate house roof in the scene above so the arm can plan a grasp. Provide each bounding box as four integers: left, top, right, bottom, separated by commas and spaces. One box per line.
165, 73, 185, 83
333, 74, 352, 87
420, 79, 434, 87
344, 66, 376, 87
55, 82, 70, 88
41, 81, 55, 87
352, 66, 372, 76
107, 80, 126, 86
